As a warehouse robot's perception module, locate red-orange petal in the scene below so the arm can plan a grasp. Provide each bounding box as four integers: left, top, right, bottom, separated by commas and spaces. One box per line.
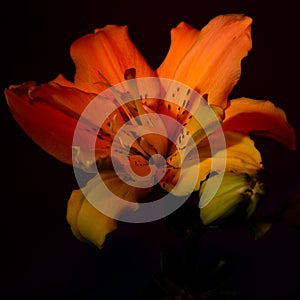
157, 15, 252, 108
4, 82, 114, 166
52, 73, 77, 88
70, 25, 156, 93
5, 82, 78, 165
223, 98, 296, 150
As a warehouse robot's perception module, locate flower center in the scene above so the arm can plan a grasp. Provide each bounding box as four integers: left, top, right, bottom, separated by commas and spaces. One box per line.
149, 153, 166, 168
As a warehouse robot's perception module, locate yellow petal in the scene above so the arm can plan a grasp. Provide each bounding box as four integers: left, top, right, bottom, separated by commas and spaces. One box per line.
223, 131, 263, 172
160, 131, 263, 196
166, 105, 224, 167
157, 14, 252, 108
66, 189, 117, 248
67, 170, 151, 249
164, 164, 200, 196
77, 198, 117, 249
198, 131, 263, 177
223, 97, 296, 150
66, 189, 87, 242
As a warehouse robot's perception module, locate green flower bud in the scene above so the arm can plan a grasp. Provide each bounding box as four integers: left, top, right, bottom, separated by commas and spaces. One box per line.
199, 173, 266, 227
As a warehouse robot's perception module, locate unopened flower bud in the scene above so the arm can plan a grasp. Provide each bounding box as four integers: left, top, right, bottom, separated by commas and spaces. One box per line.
199, 173, 266, 226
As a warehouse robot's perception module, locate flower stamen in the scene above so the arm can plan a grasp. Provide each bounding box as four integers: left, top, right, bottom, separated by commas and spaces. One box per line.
124, 68, 154, 128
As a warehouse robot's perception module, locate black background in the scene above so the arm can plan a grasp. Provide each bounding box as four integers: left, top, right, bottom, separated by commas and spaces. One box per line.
1, 0, 300, 299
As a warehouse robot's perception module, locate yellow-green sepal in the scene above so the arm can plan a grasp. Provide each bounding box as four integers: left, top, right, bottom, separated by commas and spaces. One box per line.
199, 172, 266, 227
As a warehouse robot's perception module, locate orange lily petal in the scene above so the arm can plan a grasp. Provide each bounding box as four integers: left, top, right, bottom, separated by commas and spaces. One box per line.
52, 73, 77, 88
70, 25, 156, 93
32, 80, 96, 119
156, 22, 199, 81
5, 82, 83, 165
157, 14, 252, 108
223, 98, 296, 150
4, 82, 122, 167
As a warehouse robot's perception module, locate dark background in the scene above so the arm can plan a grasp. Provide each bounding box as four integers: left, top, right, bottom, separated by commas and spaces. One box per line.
1, 0, 300, 299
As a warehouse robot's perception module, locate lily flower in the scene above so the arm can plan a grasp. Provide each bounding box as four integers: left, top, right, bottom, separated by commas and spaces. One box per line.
5, 14, 295, 249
